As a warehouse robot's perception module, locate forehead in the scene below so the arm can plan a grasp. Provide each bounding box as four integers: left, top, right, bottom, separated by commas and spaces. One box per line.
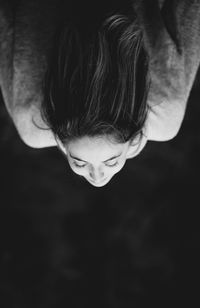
66, 136, 128, 158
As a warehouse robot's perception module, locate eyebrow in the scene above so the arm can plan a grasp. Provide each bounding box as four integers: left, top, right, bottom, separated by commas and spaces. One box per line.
69, 153, 122, 163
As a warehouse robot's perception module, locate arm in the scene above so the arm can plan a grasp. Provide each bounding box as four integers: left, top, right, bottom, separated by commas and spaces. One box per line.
0, 0, 57, 148
133, 0, 200, 141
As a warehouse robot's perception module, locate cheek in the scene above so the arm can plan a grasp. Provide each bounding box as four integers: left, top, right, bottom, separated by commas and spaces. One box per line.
106, 161, 126, 176
70, 166, 87, 176
68, 161, 86, 175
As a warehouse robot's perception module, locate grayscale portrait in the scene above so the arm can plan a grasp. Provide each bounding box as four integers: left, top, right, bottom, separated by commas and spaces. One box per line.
0, 0, 199, 307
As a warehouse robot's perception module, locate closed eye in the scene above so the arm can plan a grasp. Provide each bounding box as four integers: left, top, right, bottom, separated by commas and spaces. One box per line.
73, 161, 119, 168
105, 161, 119, 167
73, 162, 87, 168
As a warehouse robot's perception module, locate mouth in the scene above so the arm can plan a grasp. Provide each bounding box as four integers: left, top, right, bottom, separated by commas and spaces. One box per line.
88, 178, 109, 187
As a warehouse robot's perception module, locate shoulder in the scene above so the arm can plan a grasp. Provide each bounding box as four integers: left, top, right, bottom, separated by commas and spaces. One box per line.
13, 105, 57, 148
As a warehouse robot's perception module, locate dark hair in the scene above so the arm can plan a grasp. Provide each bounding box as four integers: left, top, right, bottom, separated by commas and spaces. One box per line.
41, 11, 149, 145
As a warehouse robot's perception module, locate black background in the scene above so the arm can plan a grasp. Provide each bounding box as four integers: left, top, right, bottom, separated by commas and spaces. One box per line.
0, 71, 200, 307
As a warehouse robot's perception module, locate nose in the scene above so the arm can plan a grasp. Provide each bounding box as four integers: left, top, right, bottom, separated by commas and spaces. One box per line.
89, 166, 105, 182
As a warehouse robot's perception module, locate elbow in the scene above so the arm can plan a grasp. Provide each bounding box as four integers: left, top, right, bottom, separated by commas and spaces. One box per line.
159, 122, 182, 141
17, 131, 45, 148
12, 109, 41, 148
146, 103, 185, 142
15, 126, 56, 149
146, 114, 184, 142
161, 130, 180, 141
12, 107, 55, 149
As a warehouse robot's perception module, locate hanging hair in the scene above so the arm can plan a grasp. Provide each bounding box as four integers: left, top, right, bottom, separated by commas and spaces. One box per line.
41, 9, 150, 145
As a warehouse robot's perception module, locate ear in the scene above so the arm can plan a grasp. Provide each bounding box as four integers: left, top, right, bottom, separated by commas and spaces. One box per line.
126, 134, 148, 159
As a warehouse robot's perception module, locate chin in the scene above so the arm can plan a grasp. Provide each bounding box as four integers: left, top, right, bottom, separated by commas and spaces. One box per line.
86, 177, 112, 187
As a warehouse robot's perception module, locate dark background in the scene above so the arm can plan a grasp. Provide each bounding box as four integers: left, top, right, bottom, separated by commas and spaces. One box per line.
0, 71, 200, 307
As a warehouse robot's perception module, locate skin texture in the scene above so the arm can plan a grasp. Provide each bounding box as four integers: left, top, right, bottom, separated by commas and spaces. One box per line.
58, 135, 147, 187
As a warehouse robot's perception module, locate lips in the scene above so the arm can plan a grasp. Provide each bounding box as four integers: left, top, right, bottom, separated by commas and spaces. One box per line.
88, 178, 108, 186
